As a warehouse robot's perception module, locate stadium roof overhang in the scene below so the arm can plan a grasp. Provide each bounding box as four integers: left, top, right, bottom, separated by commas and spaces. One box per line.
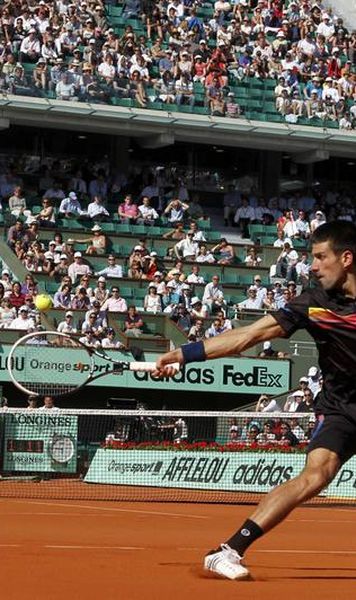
0, 95, 355, 159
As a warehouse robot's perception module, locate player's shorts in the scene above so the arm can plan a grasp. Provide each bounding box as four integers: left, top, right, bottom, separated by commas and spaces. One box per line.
307, 413, 356, 464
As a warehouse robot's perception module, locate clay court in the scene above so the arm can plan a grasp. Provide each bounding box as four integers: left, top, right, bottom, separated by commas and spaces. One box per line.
2, 497, 356, 600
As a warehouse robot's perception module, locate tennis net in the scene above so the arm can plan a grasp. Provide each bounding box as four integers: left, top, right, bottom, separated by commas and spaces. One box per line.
0, 408, 354, 505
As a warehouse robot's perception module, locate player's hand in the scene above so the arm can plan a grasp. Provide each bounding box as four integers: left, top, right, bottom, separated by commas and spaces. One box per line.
153, 350, 183, 377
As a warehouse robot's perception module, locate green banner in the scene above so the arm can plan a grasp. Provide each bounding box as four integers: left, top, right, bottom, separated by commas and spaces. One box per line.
0, 346, 290, 395
84, 449, 356, 501
3, 412, 78, 473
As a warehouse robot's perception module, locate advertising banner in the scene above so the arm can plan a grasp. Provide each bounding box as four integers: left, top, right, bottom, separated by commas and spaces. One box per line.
84, 449, 356, 501
0, 346, 290, 395
3, 412, 78, 473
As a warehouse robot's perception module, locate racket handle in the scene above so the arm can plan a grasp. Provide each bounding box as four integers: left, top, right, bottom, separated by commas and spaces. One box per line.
129, 361, 180, 373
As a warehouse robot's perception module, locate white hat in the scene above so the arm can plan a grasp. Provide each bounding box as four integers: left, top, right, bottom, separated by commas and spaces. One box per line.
60, 254, 68, 260
308, 366, 318, 377
19, 305, 29, 312
277, 31, 285, 37
134, 245, 143, 251
2, 269, 9, 275
66, 311, 73, 317
98, 276, 106, 282
150, 251, 158, 257
74, 251, 82, 258
322, 12, 330, 19
166, 281, 176, 288
92, 224, 102, 232
69, 191, 77, 199
191, 296, 201, 305
49, 240, 56, 246
292, 390, 304, 397
153, 271, 163, 277
299, 376, 309, 383
263, 341, 271, 350
67, 238, 75, 244
44, 251, 54, 259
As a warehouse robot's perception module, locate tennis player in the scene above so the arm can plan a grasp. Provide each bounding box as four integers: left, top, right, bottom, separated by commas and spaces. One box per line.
155, 221, 356, 580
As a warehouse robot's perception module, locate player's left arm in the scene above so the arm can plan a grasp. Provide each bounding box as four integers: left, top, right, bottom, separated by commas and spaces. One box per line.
155, 314, 286, 375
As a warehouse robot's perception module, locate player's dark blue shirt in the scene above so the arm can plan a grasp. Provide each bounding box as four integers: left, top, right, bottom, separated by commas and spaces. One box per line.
273, 287, 356, 419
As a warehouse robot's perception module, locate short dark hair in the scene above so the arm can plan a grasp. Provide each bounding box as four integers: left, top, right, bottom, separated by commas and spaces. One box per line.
311, 221, 356, 260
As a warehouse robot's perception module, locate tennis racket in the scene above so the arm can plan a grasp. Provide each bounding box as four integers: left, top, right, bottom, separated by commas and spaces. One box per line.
7, 330, 179, 398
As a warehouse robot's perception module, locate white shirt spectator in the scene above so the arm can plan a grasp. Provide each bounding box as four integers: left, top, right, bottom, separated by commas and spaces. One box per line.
68, 258, 92, 284
101, 295, 128, 312
175, 237, 199, 259
59, 193, 86, 216
87, 200, 110, 219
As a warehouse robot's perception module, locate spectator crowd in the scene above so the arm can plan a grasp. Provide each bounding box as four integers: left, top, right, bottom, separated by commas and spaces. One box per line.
0, 0, 355, 127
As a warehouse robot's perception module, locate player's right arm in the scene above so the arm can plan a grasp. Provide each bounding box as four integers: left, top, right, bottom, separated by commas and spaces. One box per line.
155, 314, 286, 375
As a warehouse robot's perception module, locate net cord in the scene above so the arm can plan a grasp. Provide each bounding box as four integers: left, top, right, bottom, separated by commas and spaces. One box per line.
0, 408, 315, 418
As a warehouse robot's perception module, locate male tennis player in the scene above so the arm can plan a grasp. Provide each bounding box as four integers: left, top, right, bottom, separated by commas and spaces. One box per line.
155, 221, 356, 580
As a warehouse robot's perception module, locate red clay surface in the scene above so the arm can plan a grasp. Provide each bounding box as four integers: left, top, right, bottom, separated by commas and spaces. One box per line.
1, 499, 356, 600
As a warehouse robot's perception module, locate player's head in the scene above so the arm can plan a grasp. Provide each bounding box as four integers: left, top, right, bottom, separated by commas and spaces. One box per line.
310, 221, 356, 291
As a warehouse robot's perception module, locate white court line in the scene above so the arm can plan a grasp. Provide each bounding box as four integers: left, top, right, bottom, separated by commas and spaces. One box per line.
18, 500, 209, 520
0, 544, 21, 548
46, 545, 145, 550
287, 519, 356, 524
254, 550, 356, 555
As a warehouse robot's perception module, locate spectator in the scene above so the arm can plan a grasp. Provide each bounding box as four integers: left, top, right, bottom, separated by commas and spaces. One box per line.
196, 245, 215, 264
234, 197, 255, 238
205, 317, 225, 338
310, 210, 326, 233
36, 198, 56, 227
59, 192, 87, 217
212, 238, 234, 265
87, 195, 110, 221
93, 277, 109, 305
124, 305, 144, 336
68, 252, 92, 284
102, 327, 125, 349
53, 283, 72, 309
0, 298, 17, 329
244, 247, 262, 267
118, 194, 139, 224
95, 255, 123, 278
237, 287, 263, 311
188, 318, 206, 341
202, 275, 225, 313
174, 232, 199, 261
276, 242, 299, 282
57, 311, 78, 334
144, 284, 162, 313
164, 199, 189, 224
71, 286, 91, 311
75, 225, 107, 256
137, 197, 159, 225
186, 264, 205, 285
307, 365, 322, 398
101, 286, 128, 312
8, 305, 35, 330
283, 390, 305, 413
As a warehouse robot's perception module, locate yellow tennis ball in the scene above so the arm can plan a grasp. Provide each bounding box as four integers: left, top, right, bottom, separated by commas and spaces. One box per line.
35, 294, 53, 312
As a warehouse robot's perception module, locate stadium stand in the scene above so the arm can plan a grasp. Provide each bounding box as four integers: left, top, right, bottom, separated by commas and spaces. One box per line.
0, 0, 355, 129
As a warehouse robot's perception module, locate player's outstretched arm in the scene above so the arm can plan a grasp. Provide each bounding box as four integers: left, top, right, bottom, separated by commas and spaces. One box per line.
155, 314, 286, 375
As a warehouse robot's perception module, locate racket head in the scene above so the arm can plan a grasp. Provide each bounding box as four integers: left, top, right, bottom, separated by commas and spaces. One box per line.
7, 330, 94, 398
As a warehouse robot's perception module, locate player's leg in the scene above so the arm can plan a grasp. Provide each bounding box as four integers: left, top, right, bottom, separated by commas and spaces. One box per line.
204, 448, 340, 579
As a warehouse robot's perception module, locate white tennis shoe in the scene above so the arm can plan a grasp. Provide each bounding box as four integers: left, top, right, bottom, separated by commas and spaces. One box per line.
204, 544, 249, 580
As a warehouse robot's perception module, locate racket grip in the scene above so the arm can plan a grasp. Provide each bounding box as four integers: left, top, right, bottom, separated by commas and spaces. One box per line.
129, 361, 180, 373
